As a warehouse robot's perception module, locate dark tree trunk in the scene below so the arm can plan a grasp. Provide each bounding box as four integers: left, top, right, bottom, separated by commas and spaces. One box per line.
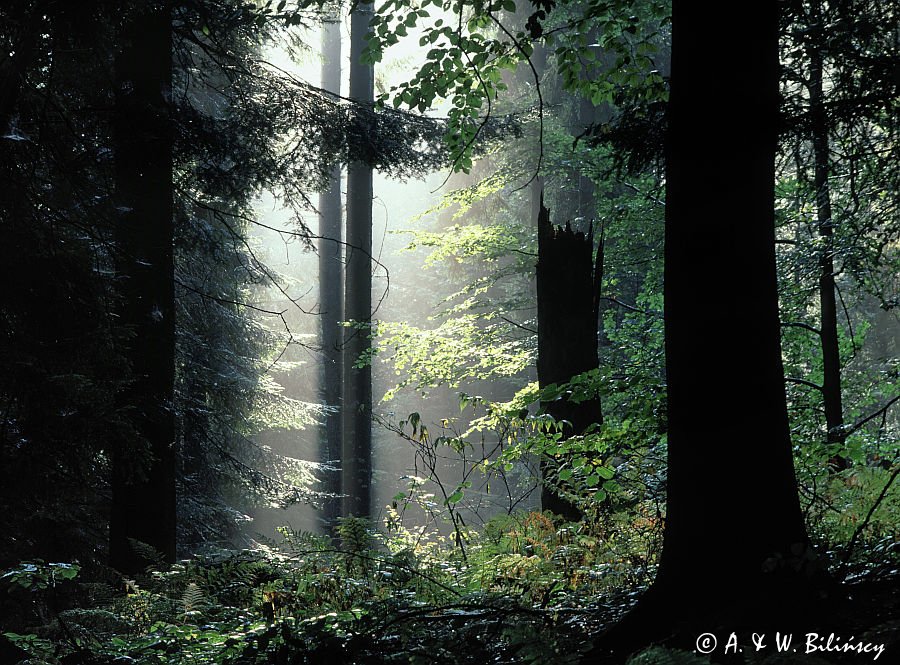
109, 0, 176, 572
341, 0, 374, 519
536, 199, 602, 522
319, 14, 344, 529
808, 13, 847, 466
587, 2, 813, 657
656, 0, 808, 614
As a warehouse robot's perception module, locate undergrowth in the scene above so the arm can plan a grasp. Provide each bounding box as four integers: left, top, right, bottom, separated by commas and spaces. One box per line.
0, 509, 658, 665
1, 458, 897, 664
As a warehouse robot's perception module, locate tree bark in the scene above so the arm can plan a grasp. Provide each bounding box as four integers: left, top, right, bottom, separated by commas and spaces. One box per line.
808, 10, 847, 466
587, 3, 813, 656
536, 199, 602, 522
109, 0, 177, 572
319, 13, 344, 529
656, 0, 808, 612
341, 0, 374, 519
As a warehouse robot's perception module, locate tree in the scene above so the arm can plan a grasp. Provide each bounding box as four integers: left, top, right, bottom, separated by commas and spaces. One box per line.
342, 0, 376, 518
808, 10, 847, 464
778, 0, 900, 472
590, 1, 815, 652
109, 0, 177, 572
536, 200, 602, 521
0, 2, 41, 134
0, 0, 127, 567
1, 0, 447, 572
318, 11, 344, 529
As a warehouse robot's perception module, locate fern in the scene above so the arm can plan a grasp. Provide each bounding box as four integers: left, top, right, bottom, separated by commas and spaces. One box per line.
338, 517, 374, 555
127, 538, 167, 570
180, 581, 206, 619
337, 516, 374, 574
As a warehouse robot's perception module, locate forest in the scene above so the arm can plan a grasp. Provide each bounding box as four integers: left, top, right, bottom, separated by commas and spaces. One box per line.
0, 0, 898, 663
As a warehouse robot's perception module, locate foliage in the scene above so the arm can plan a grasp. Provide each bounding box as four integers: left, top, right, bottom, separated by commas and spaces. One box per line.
0, 529, 593, 664
0, 506, 665, 665
775, 0, 899, 550
377, 315, 533, 398
364, 0, 670, 172
801, 465, 900, 573
1, 562, 80, 592
2, 0, 899, 662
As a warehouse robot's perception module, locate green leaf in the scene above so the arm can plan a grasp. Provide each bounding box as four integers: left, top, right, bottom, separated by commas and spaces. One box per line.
597, 466, 615, 480
446, 490, 464, 505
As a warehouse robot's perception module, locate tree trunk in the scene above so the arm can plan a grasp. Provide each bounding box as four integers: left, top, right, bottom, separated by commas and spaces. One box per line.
587, 2, 813, 656
109, 0, 177, 572
808, 13, 847, 467
536, 199, 602, 522
341, 0, 374, 519
319, 13, 344, 529
656, 0, 808, 611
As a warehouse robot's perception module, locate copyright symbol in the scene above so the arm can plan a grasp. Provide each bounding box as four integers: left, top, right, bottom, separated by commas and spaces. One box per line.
696, 633, 717, 654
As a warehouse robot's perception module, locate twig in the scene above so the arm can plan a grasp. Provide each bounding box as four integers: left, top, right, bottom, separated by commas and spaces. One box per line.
841, 394, 900, 438
781, 321, 821, 335
785, 376, 824, 392
841, 459, 900, 567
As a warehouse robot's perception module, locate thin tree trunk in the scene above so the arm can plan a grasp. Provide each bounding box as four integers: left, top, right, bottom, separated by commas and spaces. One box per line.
109, 0, 176, 572
319, 13, 343, 529
528, 41, 546, 225
341, 0, 374, 519
808, 15, 847, 466
575, 96, 597, 223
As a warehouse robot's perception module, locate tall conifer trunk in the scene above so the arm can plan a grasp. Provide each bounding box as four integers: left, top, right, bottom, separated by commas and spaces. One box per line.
341, 0, 374, 518
319, 13, 344, 529
109, 0, 176, 572
808, 7, 846, 464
